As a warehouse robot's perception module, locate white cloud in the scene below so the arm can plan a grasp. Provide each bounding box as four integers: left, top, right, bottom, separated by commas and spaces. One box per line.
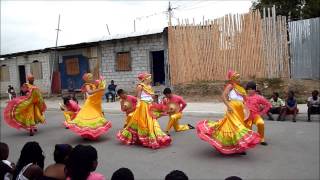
1, 0, 251, 55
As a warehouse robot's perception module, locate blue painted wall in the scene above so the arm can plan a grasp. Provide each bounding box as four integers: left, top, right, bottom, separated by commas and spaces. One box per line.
59, 55, 89, 90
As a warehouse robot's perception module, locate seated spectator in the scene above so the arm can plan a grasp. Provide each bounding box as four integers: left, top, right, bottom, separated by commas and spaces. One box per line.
225, 176, 243, 180
267, 92, 285, 120
111, 167, 134, 180
105, 80, 117, 102
43, 144, 73, 180
165, 170, 188, 180
65, 145, 105, 180
0, 142, 15, 180
7, 85, 16, 100
279, 91, 299, 122
14, 141, 44, 180
307, 90, 320, 122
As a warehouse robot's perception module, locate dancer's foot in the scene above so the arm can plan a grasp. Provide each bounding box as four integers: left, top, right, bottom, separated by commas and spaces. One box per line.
65, 127, 69, 129
165, 131, 170, 136
34, 128, 38, 132
188, 124, 195, 129
29, 129, 34, 136
292, 119, 296, 122
239, 152, 246, 155
260, 142, 268, 146
308, 119, 311, 122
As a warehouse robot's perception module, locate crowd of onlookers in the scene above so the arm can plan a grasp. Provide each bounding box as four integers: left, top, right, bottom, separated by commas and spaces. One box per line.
1, 142, 244, 180
263, 90, 320, 122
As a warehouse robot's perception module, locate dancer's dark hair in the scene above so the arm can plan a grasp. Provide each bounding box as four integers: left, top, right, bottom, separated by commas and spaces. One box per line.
163, 88, 172, 95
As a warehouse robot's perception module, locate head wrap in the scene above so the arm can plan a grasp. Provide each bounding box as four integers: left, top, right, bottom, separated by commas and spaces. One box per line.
227, 69, 240, 81
138, 72, 151, 81
82, 73, 93, 82
226, 69, 246, 96
27, 74, 34, 81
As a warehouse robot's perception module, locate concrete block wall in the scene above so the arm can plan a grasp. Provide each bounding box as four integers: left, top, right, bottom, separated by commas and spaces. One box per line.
101, 34, 166, 92
0, 53, 51, 96
0, 58, 19, 96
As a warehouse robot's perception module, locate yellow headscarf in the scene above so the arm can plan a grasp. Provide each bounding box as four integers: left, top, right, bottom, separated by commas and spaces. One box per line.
227, 70, 246, 96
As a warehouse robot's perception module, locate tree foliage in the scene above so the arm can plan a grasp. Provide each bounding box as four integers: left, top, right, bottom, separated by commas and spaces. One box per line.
251, 0, 320, 20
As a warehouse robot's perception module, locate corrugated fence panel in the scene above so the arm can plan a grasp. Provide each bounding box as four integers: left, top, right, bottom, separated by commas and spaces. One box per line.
289, 17, 320, 79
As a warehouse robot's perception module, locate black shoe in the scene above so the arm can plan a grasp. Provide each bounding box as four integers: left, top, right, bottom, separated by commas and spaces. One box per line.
260, 142, 268, 146
239, 152, 246, 155
292, 119, 296, 122
188, 124, 195, 129
29, 130, 34, 136
308, 119, 311, 122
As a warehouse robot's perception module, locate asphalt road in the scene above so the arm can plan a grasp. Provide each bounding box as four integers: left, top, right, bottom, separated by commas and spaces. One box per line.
1, 111, 319, 180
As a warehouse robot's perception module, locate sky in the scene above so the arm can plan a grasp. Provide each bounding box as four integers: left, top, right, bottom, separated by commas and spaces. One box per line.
0, 0, 252, 55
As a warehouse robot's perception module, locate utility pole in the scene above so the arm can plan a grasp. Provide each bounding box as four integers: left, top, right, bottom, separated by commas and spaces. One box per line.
106, 24, 111, 35
168, 1, 172, 26
50, 14, 61, 97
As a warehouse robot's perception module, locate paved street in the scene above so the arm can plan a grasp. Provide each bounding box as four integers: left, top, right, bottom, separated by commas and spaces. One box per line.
1, 110, 319, 180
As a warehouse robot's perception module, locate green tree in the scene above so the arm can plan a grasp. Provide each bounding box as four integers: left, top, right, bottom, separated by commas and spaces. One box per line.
251, 0, 320, 20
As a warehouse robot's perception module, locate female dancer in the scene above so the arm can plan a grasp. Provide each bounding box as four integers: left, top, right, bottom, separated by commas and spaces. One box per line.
67, 73, 112, 140
3, 74, 46, 136
196, 70, 261, 155
117, 72, 171, 149
59, 96, 81, 129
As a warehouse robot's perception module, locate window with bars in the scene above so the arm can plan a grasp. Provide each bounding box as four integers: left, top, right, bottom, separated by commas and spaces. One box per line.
0, 65, 10, 82
116, 52, 131, 71
65, 58, 80, 75
30, 60, 43, 79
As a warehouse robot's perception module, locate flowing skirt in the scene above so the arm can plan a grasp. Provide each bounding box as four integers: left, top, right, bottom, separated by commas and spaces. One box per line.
63, 111, 77, 128
3, 87, 46, 131
196, 100, 260, 154
68, 91, 111, 140
117, 101, 171, 149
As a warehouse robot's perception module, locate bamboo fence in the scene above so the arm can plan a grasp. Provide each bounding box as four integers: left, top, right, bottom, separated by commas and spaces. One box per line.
168, 7, 289, 85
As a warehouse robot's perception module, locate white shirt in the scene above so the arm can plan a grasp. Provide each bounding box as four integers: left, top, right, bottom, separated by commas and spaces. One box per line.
140, 91, 153, 102
308, 96, 320, 107
228, 89, 244, 101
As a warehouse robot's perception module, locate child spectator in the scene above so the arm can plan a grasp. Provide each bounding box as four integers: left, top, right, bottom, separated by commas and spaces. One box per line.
14, 141, 44, 180
7, 85, 16, 100
111, 167, 134, 180
307, 90, 320, 122
0, 142, 15, 180
65, 145, 105, 180
267, 92, 285, 120
43, 144, 73, 180
165, 170, 188, 180
279, 91, 299, 122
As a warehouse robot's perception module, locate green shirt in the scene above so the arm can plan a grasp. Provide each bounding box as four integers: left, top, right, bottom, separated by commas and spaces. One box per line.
270, 98, 285, 108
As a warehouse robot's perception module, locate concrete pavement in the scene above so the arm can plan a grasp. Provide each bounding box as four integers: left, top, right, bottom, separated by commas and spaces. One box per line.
1, 112, 319, 180
0, 98, 309, 117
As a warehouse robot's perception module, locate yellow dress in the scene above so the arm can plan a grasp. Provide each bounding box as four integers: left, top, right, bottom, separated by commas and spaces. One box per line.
117, 83, 171, 149
196, 86, 261, 154
3, 83, 46, 131
68, 82, 112, 140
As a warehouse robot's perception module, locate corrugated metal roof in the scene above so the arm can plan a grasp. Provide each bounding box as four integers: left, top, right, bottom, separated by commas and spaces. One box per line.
0, 28, 165, 58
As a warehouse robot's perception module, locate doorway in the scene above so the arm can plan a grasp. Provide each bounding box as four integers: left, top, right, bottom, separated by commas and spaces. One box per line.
18, 65, 26, 86
150, 51, 165, 86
